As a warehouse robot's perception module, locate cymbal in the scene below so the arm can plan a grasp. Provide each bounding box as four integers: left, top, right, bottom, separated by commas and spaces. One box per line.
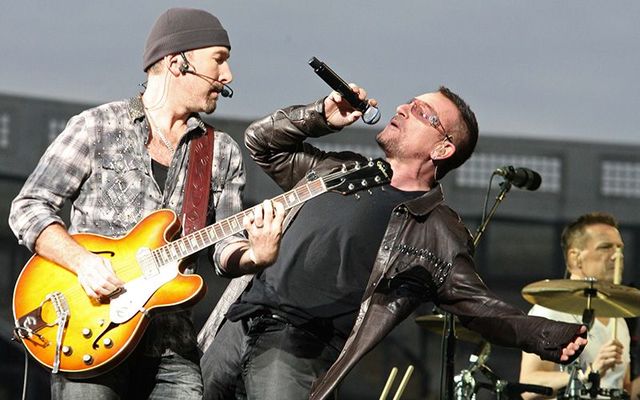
415, 314, 483, 343
522, 279, 640, 318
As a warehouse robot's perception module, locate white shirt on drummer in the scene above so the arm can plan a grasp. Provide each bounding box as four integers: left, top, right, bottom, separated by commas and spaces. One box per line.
528, 304, 630, 390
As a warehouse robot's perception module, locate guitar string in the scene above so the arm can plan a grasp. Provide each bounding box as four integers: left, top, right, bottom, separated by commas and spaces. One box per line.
42, 165, 384, 308
20, 164, 387, 367
51, 177, 332, 303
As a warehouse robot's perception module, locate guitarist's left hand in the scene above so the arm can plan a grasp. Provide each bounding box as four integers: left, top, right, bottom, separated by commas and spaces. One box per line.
243, 199, 286, 268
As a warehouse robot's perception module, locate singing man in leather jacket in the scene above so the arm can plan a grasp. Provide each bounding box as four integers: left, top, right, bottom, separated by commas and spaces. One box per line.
198, 85, 587, 400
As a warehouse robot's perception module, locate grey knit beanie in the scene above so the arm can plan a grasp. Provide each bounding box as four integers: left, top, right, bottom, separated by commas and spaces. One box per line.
143, 8, 230, 71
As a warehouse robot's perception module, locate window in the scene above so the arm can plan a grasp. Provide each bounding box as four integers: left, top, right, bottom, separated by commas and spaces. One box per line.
48, 118, 68, 143
0, 113, 10, 149
601, 161, 640, 198
455, 153, 562, 193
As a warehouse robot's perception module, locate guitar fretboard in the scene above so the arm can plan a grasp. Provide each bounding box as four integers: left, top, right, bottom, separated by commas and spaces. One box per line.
150, 178, 328, 266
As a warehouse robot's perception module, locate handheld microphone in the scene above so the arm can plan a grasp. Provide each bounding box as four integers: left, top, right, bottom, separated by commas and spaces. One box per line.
308, 56, 380, 125
494, 166, 542, 191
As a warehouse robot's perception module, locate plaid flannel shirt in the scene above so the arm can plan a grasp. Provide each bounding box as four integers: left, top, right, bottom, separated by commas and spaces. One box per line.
9, 95, 246, 355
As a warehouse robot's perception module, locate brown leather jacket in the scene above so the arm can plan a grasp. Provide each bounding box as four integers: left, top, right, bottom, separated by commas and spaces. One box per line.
198, 100, 584, 400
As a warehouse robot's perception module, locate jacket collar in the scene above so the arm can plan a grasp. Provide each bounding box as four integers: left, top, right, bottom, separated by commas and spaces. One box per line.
402, 183, 444, 216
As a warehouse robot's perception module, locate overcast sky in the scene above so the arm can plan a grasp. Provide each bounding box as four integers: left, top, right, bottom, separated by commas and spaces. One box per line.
2, 1, 638, 144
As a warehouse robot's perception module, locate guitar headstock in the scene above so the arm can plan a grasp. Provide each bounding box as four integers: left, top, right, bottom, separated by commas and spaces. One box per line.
321, 158, 393, 195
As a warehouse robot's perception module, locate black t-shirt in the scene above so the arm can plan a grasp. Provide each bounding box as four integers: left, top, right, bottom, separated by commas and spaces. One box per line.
151, 159, 169, 194
226, 184, 423, 340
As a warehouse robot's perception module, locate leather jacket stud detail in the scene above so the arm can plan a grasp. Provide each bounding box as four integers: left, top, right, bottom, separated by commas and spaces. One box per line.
392, 243, 452, 287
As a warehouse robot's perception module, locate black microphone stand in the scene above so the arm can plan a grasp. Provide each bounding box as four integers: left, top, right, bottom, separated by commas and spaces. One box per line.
440, 180, 513, 400
473, 181, 512, 248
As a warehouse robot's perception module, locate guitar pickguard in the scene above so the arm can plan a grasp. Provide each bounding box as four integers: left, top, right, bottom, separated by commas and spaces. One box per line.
109, 260, 179, 323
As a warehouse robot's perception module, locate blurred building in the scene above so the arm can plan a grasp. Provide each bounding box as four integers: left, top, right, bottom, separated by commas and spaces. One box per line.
2, 93, 639, 399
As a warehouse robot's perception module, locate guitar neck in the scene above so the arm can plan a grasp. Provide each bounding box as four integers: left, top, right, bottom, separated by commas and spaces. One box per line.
152, 178, 328, 264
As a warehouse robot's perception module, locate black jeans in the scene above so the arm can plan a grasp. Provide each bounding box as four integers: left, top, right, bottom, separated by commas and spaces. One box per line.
201, 315, 341, 400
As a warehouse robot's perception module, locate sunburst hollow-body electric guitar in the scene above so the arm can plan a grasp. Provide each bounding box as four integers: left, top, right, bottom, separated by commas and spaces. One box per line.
12, 158, 392, 377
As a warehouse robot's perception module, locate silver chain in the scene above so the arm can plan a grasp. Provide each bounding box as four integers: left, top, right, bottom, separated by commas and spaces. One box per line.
145, 110, 175, 155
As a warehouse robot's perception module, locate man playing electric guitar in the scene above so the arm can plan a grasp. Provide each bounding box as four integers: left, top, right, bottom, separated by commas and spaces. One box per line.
9, 7, 285, 399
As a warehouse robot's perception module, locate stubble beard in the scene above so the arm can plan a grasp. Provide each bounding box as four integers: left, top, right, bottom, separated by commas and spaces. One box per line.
376, 128, 397, 158
203, 98, 218, 115
376, 129, 429, 161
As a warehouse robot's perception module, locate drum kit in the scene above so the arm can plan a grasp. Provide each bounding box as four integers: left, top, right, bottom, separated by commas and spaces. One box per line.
416, 278, 640, 400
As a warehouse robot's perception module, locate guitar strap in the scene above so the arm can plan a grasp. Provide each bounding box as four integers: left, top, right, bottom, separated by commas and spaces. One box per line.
182, 125, 215, 236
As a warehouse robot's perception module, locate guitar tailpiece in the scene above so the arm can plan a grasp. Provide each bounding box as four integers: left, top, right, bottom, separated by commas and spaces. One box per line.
52, 312, 69, 374
13, 326, 30, 340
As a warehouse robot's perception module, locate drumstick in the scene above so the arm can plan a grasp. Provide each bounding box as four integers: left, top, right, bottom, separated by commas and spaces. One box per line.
392, 365, 414, 400
379, 367, 398, 400
613, 248, 623, 285
612, 248, 623, 339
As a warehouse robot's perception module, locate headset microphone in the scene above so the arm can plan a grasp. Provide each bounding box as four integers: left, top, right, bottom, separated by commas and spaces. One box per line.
179, 52, 233, 98
219, 84, 233, 98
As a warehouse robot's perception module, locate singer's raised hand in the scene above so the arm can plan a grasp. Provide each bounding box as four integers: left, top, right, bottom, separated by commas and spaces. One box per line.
324, 84, 377, 128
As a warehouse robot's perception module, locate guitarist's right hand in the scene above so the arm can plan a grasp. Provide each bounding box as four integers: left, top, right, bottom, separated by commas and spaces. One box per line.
72, 252, 125, 299
34, 223, 125, 299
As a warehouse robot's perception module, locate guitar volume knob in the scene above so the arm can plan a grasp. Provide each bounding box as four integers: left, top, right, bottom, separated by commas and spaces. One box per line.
82, 354, 93, 365
103, 338, 113, 348
62, 346, 72, 356
81, 328, 92, 338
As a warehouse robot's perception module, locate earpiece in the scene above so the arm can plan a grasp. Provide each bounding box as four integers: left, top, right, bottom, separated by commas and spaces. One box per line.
434, 144, 447, 158
179, 52, 191, 75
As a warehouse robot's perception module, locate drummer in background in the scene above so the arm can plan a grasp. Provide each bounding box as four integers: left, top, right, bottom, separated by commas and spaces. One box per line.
520, 212, 631, 399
